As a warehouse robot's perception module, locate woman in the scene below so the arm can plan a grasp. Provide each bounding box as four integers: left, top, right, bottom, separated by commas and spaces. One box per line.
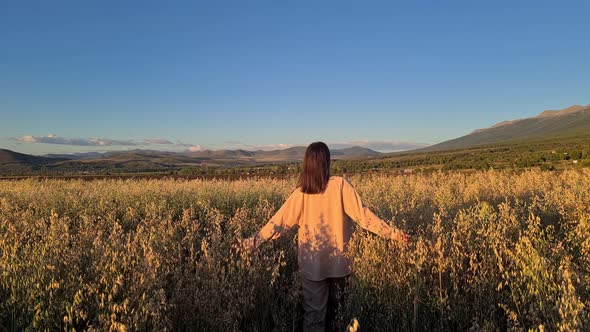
240, 142, 409, 332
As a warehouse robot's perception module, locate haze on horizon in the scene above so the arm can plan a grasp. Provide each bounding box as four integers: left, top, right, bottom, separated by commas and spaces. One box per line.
1, 1, 589, 155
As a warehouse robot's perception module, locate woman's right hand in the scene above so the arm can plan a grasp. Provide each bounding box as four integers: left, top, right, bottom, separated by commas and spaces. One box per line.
241, 237, 256, 251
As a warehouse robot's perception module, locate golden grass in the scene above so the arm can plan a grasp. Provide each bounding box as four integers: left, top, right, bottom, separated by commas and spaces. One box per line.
0, 170, 589, 331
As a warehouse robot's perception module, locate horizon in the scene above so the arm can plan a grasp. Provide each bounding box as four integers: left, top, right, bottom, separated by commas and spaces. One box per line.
1, 141, 428, 156
2, 1, 589, 155
5, 102, 588, 156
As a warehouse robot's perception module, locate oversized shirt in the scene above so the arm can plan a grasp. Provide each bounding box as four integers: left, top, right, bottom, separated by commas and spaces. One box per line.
255, 176, 398, 281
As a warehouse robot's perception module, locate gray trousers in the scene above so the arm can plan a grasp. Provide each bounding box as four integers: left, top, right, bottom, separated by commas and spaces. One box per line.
301, 275, 349, 332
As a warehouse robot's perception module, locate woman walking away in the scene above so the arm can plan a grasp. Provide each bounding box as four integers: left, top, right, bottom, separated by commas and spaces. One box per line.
239, 142, 410, 332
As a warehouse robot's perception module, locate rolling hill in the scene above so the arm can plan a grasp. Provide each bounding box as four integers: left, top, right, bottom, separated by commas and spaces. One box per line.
0, 146, 383, 175
47, 146, 380, 163
0, 149, 68, 173
0, 148, 67, 165
185, 149, 256, 159
332, 146, 383, 158
423, 104, 590, 152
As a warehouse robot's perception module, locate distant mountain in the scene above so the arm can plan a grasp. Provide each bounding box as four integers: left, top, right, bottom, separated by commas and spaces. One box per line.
424, 104, 590, 152
45, 151, 107, 160
332, 146, 383, 158
46, 149, 179, 160
0, 149, 66, 165
183, 146, 376, 162
0, 146, 382, 175
184, 149, 256, 159
254, 147, 308, 161
52, 152, 210, 171
43, 146, 381, 163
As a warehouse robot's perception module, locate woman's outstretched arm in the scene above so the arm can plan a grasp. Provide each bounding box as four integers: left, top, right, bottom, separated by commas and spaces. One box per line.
342, 178, 409, 245
242, 189, 303, 249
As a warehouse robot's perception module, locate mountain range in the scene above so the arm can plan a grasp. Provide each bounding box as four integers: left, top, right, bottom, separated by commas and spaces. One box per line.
43, 146, 383, 161
0, 146, 382, 174
44, 146, 382, 162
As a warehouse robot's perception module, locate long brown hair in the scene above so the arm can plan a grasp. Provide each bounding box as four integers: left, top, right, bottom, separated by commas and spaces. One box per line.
298, 142, 331, 194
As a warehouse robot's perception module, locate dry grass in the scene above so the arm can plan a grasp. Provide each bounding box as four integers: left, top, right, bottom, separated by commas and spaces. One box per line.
0, 170, 589, 331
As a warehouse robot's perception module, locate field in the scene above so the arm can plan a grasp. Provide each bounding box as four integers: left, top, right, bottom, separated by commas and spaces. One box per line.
1, 170, 589, 331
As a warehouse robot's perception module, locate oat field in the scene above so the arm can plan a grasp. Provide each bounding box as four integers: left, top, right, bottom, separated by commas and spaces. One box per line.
1, 170, 589, 331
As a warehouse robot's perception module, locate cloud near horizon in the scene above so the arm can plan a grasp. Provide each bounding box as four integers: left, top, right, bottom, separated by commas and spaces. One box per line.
9, 135, 427, 153
242, 143, 298, 151
13, 135, 179, 147
15, 134, 139, 146
187, 145, 204, 152
174, 140, 194, 147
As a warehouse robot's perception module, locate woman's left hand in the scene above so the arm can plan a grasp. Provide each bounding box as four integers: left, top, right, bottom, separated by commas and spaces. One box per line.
392, 229, 410, 247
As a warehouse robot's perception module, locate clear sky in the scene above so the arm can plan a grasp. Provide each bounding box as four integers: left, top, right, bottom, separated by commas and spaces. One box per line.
1, 1, 589, 155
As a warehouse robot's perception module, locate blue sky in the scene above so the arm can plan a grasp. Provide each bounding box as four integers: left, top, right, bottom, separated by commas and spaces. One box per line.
1, 1, 589, 154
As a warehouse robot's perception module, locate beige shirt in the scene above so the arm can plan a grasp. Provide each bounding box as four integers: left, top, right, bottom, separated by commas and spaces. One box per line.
254, 176, 398, 281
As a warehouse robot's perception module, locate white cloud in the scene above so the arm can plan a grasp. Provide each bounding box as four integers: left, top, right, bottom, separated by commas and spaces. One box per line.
13, 135, 139, 146
12, 135, 185, 148
188, 145, 204, 152
19, 135, 37, 142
